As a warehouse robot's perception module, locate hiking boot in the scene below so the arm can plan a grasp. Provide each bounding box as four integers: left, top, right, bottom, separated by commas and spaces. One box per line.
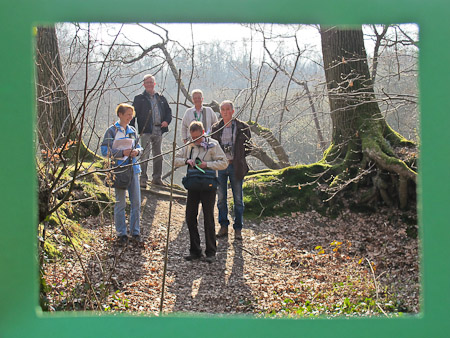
184, 253, 204, 261
216, 226, 228, 238
204, 256, 216, 263
234, 229, 242, 240
117, 235, 128, 246
132, 234, 143, 244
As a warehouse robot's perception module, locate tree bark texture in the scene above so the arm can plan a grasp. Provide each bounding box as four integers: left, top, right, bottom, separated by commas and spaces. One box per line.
320, 26, 380, 153
36, 26, 72, 150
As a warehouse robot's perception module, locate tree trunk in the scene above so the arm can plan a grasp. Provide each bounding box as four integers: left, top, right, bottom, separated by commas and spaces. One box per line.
243, 26, 417, 217
320, 27, 379, 156
320, 26, 416, 191
36, 26, 72, 150
36, 25, 101, 223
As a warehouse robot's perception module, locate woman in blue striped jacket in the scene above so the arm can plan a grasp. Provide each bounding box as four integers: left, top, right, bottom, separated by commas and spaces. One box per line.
101, 103, 143, 245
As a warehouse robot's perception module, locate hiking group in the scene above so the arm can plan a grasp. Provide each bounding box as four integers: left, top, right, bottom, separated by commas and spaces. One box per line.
101, 74, 252, 263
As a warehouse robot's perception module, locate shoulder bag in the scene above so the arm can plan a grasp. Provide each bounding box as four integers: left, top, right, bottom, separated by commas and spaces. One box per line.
181, 147, 218, 191
112, 158, 134, 189
111, 126, 139, 189
182, 168, 218, 191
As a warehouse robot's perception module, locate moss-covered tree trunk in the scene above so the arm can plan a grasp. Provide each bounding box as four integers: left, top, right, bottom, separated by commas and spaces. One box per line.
36, 25, 101, 223
320, 26, 416, 191
244, 26, 417, 217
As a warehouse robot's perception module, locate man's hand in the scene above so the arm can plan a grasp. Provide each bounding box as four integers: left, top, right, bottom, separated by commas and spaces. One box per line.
161, 121, 169, 128
186, 159, 195, 167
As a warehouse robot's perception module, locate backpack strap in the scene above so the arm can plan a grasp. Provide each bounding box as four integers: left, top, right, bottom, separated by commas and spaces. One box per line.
202, 107, 208, 131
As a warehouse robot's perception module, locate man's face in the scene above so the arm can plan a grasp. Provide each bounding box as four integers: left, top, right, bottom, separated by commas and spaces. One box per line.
190, 129, 204, 145
143, 77, 156, 93
192, 93, 203, 107
220, 103, 234, 120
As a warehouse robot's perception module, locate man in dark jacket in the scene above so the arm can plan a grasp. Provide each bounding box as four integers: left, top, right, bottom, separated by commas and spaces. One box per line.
211, 100, 252, 240
131, 74, 172, 187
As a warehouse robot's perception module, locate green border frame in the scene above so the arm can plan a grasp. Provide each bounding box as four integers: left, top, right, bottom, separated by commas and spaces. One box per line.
1, 0, 449, 337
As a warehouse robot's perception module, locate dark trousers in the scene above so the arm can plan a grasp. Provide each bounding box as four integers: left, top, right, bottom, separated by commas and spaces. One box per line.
185, 189, 217, 257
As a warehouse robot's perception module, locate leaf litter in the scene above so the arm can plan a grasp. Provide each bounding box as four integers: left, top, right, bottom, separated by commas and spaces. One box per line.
41, 194, 419, 317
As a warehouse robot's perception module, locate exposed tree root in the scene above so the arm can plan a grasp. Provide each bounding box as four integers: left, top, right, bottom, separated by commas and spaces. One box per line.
364, 147, 416, 183
244, 136, 417, 218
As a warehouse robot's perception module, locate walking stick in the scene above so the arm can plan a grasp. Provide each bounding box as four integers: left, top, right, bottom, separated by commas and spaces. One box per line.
159, 69, 182, 314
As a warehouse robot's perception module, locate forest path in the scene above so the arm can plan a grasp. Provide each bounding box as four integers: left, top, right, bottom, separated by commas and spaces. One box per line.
45, 188, 419, 315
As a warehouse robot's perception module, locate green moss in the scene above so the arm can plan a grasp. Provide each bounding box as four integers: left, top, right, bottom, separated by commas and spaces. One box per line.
42, 201, 93, 252
61, 140, 103, 163
248, 169, 272, 176
322, 143, 341, 163
382, 122, 415, 148
244, 104, 417, 220
47, 213, 59, 227
65, 175, 113, 220
243, 163, 331, 218
247, 120, 271, 133
58, 220, 93, 251
43, 241, 62, 258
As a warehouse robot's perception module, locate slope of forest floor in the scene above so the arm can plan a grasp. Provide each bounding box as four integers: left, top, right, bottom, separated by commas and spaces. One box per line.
41, 189, 419, 317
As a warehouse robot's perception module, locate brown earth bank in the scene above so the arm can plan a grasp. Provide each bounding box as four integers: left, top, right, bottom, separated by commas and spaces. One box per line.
41, 190, 419, 317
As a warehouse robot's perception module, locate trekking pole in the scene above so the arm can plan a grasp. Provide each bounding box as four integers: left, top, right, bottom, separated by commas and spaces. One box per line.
159, 69, 182, 314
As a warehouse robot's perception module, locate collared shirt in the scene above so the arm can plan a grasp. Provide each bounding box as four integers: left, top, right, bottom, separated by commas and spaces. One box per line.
149, 94, 162, 135
174, 137, 228, 172
221, 121, 235, 160
193, 107, 203, 122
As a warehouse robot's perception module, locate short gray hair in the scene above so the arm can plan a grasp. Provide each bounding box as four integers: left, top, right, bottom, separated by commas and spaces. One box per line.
220, 100, 234, 110
191, 89, 203, 97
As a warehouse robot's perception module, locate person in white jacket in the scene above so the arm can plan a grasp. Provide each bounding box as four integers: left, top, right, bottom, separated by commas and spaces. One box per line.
181, 89, 218, 144
175, 121, 228, 263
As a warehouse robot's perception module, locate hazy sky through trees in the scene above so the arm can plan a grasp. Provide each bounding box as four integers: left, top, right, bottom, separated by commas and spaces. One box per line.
90, 22, 418, 59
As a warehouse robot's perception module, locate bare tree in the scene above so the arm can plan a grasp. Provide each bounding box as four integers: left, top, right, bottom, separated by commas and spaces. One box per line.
47, 23, 418, 216
36, 26, 73, 150
244, 25, 418, 217
36, 24, 123, 222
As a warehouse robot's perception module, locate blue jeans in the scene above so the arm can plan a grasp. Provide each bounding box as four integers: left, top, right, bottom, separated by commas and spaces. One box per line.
217, 163, 244, 230
114, 172, 141, 236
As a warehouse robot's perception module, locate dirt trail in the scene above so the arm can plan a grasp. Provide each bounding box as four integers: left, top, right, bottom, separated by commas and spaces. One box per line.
44, 190, 419, 315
